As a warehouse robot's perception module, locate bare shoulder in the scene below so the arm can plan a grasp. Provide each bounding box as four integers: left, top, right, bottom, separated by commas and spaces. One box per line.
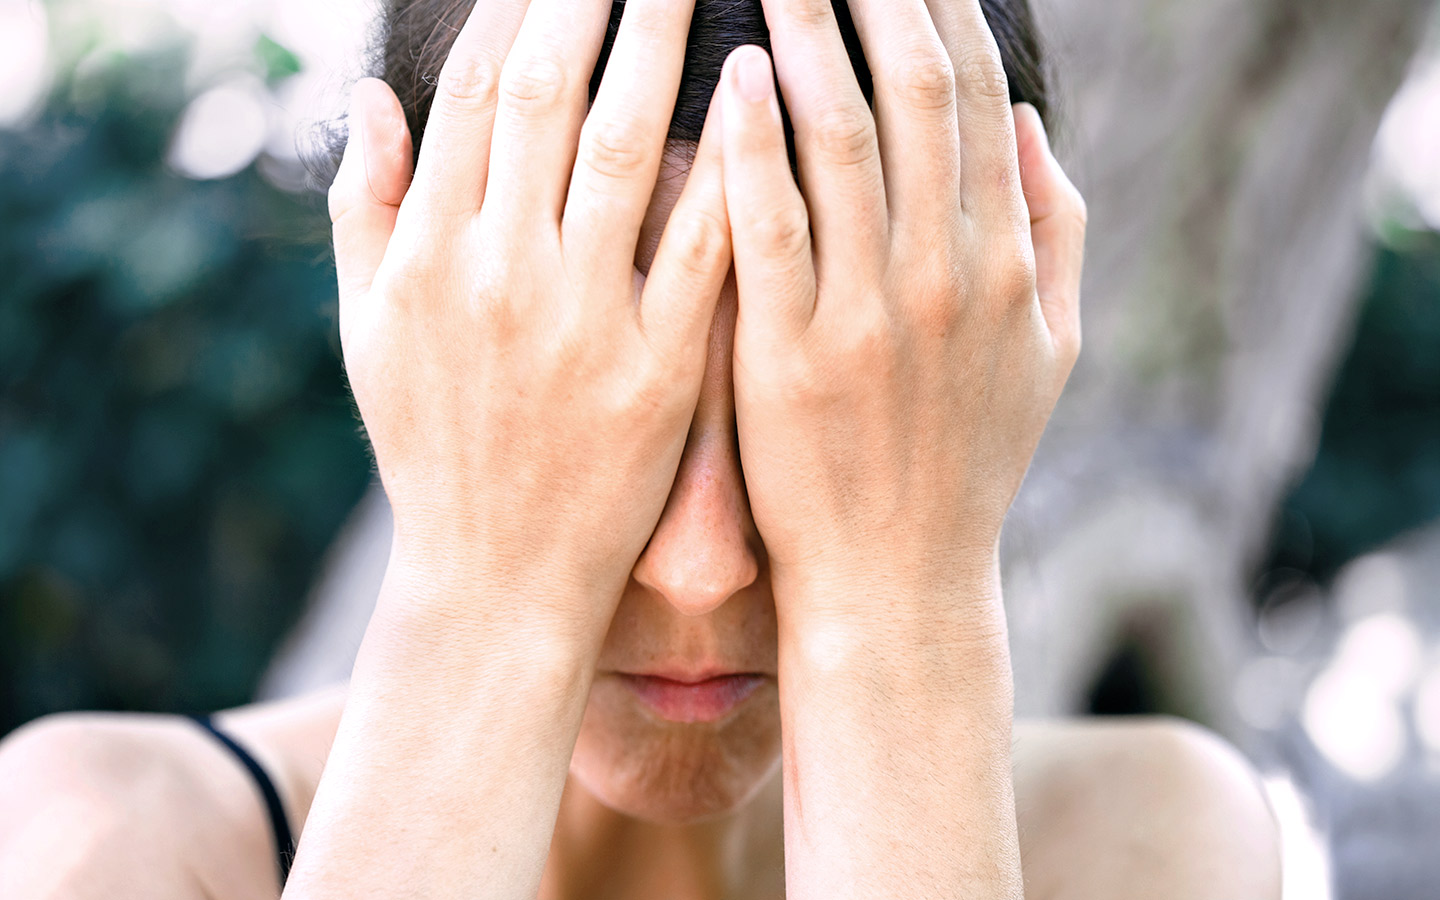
0, 688, 345, 900
1011, 716, 1282, 900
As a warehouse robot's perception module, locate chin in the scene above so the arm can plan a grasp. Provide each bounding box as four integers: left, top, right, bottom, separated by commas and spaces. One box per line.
569, 675, 782, 824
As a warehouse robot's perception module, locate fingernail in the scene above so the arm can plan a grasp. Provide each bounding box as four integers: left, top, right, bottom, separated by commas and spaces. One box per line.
1017, 102, 1051, 149
733, 47, 773, 104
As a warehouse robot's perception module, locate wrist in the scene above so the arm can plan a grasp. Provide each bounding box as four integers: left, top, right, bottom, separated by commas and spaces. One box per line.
774, 550, 1014, 721
386, 504, 634, 604
779, 607, 1013, 693
370, 540, 620, 665
293, 582, 596, 900
772, 545, 1005, 634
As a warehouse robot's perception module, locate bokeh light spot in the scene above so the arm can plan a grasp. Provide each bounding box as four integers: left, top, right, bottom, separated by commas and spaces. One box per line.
167, 79, 269, 180
0, 0, 51, 128
1335, 613, 1424, 700
1414, 660, 1440, 754
1303, 663, 1407, 782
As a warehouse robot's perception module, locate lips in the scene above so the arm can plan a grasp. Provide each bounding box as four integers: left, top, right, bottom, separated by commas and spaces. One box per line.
616, 673, 767, 723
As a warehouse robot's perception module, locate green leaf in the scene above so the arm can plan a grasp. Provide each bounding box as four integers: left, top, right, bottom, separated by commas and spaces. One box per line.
254, 34, 302, 85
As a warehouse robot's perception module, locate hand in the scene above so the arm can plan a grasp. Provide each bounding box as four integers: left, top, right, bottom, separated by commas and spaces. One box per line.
326, 0, 732, 646
720, 0, 1086, 623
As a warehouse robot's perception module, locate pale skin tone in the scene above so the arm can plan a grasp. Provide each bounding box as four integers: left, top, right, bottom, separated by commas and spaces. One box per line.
0, 0, 1285, 898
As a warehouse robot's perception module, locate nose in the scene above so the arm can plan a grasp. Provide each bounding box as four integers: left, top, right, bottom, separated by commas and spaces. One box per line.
631, 286, 760, 617
632, 429, 760, 616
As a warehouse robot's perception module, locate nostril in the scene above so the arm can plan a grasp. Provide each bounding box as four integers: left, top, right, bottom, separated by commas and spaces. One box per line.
635, 539, 760, 617
632, 482, 761, 614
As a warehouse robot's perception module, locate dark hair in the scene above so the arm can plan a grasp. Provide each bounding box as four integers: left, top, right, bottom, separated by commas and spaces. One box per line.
314, 0, 1047, 184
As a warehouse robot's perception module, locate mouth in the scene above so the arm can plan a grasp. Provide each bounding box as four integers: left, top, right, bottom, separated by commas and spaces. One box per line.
615, 672, 768, 724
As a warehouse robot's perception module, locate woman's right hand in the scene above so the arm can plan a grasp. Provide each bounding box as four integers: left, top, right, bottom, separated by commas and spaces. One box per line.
326, 0, 730, 651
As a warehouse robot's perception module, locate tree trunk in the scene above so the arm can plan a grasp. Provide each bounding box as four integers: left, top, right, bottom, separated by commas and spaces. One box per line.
1002, 0, 1433, 734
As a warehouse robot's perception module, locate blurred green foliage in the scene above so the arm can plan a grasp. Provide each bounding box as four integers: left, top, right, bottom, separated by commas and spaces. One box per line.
1266, 234, 1440, 583
0, 45, 371, 734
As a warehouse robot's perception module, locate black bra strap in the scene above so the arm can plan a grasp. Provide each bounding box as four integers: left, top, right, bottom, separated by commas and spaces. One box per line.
190, 715, 295, 885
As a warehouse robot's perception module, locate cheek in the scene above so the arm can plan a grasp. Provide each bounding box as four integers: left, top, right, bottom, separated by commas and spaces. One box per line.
568, 678, 782, 823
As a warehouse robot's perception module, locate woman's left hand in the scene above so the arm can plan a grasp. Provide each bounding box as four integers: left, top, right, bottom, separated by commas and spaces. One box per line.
720, 0, 1086, 628
720, 7, 1085, 896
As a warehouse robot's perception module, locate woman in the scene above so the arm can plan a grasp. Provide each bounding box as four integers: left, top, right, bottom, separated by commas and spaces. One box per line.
0, 0, 1283, 897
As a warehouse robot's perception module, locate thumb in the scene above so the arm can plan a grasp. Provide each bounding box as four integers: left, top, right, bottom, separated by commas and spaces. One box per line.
330, 78, 413, 315
1013, 102, 1085, 367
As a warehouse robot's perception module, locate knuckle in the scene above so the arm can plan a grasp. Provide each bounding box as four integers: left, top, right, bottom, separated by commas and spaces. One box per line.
582, 116, 654, 182
591, 346, 682, 427
378, 264, 433, 316
436, 51, 502, 113
470, 250, 520, 315
832, 310, 896, 371
891, 49, 956, 113
629, 355, 689, 417
970, 241, 1035, 325
908, 278, 962, 334
956, 47, 1011, 102
392, 229, 446, 277
779, 0, 837, 29
645, 322, 708, 390
499, 53, 570, 115
667, 206, 729, 281
996, 248, 1038, 304
384, 232, 471, 310
749, 203, 812, 262
780, 362, 829, 407
619, 7, 671, 50
810, 104, 878, 168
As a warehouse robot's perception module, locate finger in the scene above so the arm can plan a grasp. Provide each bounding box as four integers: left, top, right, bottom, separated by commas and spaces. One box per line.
406, 0, 529, 220
924, 0, 1025, 216
330, 79, 414, 313
1015, 103, 1085, 363
723, 46, 817, 341
639, 89, 731, 367
481, 0, 612, 230
845, 0, 961, 234
762, 0, 886, 269
564, 0, 697, 284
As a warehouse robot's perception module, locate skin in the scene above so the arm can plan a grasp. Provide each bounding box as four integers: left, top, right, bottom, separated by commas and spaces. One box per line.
0, 702, 1283, 899
0, 0, 1285, 898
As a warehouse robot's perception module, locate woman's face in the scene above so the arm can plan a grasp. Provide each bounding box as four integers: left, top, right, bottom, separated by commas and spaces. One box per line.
568, 142, 782, 825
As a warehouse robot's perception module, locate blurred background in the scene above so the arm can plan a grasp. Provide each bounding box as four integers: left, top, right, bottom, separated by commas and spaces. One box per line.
2, 0, 1438, 897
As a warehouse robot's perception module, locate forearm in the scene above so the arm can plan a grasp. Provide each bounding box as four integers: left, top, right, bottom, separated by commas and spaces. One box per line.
282, 560, 605, 900
776, 562, 1022, 900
